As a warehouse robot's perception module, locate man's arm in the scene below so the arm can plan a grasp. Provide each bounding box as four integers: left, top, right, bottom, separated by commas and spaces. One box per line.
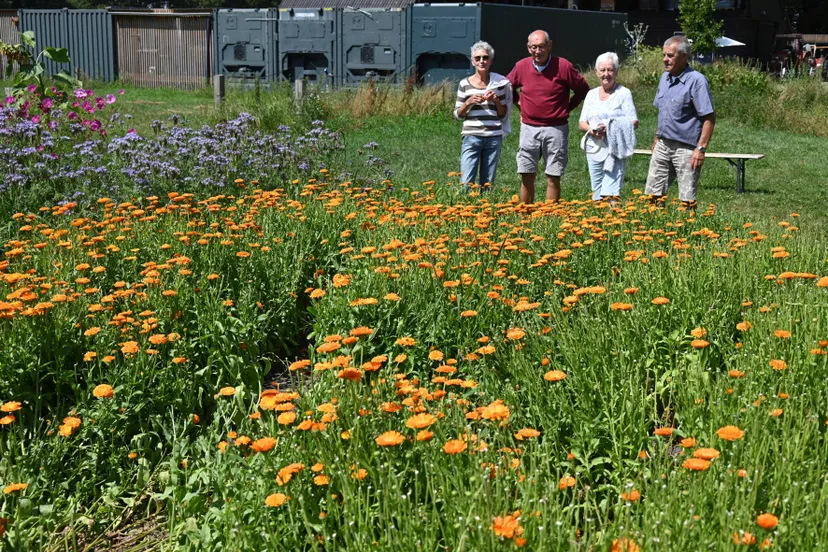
566, 63, 590, 112
506, 65, 520, 110
691, 113, 716, 170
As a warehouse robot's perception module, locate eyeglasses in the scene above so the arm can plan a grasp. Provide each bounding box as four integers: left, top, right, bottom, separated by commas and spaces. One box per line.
527, 43, 548, 51
473, 55, 490, 61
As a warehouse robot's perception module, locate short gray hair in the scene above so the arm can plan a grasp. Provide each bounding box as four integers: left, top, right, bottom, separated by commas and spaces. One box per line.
664, 35, 692, 56
595, 52, 619, 71
471, 41, 494, 59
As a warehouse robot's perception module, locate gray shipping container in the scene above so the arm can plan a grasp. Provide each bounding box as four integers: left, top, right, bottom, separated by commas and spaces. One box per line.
409, 3, 627, 85
215, 8, 278, 81
337, 7, 409, 85
19, 9, 115, 82
278, 7, 336, 85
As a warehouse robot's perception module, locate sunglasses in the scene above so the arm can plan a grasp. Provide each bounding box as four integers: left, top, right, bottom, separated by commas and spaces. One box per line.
473, 55, 490, 61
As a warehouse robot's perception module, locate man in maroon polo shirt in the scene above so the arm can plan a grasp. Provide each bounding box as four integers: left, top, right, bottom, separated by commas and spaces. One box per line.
507, 30, 590, 203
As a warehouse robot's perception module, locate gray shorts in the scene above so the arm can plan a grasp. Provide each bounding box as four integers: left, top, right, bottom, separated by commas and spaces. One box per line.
516, 123, 568, 177
644, 138, 701, 202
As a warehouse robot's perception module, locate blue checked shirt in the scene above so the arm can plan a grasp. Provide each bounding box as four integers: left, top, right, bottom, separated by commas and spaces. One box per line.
654, 66, 714, 147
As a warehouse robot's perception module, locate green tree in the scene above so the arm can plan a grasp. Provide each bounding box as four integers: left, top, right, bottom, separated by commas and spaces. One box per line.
678, 0, 724, 57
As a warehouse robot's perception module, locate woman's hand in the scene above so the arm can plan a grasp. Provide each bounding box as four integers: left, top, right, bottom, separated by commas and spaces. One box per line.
466, 94, 486, 107
589, 125, 607, 139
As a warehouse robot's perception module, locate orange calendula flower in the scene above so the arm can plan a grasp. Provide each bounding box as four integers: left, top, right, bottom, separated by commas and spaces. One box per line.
544, 370, 566, 382
277, 412, 297, 425
515, 428, 540, 440
316, 342, 341, 354
265, 493, 288, 507
611, 538, 640, 552
733, 532, 757, 546
250, 437, 277, 453
756, 513, 778, 530
460, 310, 477, 317
769, 359, 788, 371
773, 329, 790, 339
375, 430, 406, 447
480, 401, 510, 421
313, 475, 329, 486
690, 327, 707, 338
491, 514, 523, 539
218, 386, 236, 397
717, 425, 745, 441
690, 339, 710, 349
680, 437, 697, 448
289, 359, 311, 371
395, 337, 416, 347
558, 476, 576, 490
92, 384, 114, 399
653, 427, 674, 437
443, 439, 468, 455
0, 415, 15, 425
693, 448, 720, 460
1, 401, 22, 413
506, 328, 526, 340
620, 489, 640, 502
610, 302, 633, 311
120, 341, 139, 355
350, 326, 374, 337
3, 483, 28, 494
428, 350, 444, 361
651, 296, 670, 305
405, 413, 437, 430
337, 367, 363, 381
416, 430, 434, 442
682, 458, 711, 471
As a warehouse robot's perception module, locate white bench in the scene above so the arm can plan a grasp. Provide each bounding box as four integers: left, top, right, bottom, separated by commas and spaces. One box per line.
632, 149, 765, 193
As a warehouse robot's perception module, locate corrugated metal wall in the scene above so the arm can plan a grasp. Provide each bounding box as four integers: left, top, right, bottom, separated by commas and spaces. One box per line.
19, 9, 115, 82
114, 13, 213, 89
0, 10, 19, 79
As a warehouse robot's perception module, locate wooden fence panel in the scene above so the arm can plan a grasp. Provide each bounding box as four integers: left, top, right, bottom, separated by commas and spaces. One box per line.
0, 10, 19, 80
114, 13, 213, 89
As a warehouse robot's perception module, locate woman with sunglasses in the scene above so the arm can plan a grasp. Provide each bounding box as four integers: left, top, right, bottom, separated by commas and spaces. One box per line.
453, 41, 513, 192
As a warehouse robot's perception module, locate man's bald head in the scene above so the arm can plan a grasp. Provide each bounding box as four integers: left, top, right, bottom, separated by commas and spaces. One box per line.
527, 30, 552, 65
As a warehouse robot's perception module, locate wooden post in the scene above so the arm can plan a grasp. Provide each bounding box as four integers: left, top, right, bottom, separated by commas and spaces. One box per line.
294, 78, 304, 108
213, 74, 225, 106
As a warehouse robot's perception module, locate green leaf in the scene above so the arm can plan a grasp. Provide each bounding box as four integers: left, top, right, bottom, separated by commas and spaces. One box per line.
43, 47, 70, 64
21, 31, 36, 48
54, 71, 82, 89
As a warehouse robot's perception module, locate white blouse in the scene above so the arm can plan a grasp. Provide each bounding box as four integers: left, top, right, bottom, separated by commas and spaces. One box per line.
578, 85, 638, 128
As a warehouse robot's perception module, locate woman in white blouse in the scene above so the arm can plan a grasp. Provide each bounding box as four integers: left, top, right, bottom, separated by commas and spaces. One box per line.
578, 52, 638, 206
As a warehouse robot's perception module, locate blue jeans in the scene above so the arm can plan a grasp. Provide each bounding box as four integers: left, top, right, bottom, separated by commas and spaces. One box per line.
587, 155, 627, 200
460, 135, 503, 188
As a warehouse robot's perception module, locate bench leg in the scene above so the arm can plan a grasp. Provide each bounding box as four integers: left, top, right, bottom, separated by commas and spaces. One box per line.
726, 159, 746, 193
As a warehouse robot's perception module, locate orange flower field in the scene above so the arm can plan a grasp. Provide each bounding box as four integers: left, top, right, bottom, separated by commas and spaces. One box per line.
0, 178, 826, 549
